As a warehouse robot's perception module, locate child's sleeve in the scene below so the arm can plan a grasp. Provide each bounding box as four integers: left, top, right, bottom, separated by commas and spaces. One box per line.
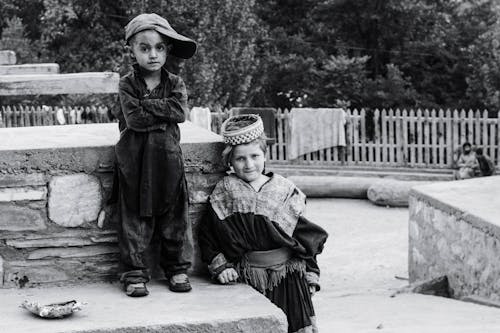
119, 78, 168, 131
292, 215, 328, 291
198, 206, 235, 279
139, 76, 187, 123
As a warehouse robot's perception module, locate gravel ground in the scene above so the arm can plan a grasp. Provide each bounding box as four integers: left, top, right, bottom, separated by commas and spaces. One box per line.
305, 198, 500, 333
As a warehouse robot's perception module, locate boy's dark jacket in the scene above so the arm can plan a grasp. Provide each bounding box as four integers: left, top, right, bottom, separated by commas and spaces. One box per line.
112, 65, 188, 217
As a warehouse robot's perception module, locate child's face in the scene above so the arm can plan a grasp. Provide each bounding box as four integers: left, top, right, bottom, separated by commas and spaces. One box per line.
130, 30, 168, 73
230, 141, 266, 183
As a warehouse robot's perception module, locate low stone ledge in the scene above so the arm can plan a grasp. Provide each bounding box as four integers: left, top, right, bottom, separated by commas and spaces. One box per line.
288, 175, 378, 198
0, 122, 226, 287
0, 278, 287, 333
409, 176, 500, 301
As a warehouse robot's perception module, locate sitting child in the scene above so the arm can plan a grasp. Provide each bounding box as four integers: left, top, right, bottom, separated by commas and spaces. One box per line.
475, 148, 495, 176
198, 115, 328, 333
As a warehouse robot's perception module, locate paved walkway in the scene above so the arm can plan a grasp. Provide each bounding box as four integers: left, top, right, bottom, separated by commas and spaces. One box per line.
307, 198, 500, 332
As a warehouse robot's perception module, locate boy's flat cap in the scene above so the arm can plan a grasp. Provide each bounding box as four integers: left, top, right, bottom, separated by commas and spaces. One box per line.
125, 13, 197, 59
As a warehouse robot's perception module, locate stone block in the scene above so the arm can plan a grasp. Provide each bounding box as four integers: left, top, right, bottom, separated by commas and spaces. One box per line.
0, 72, 119, 95
6, 237, 93, 248
0, 203, 46, 231
0, 186, 47, 202
4, 264, 68, 288
0, 173, 47, 188
48, 174, 102, 227
186, 173, 224, 204
28, 245, 119, 260
0, 63, 59, 75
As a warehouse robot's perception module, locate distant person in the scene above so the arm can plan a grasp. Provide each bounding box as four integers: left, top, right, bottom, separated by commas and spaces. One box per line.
475, 148, 495, 176
455, 142, 478, 180
112, 13, 197, 297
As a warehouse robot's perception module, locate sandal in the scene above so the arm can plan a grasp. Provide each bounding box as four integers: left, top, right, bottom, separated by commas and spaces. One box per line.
168, 273, 192, 292
124, 282, 149, 297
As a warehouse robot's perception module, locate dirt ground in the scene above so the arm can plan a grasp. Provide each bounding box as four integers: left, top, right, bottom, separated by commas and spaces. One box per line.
305, 198, 500, 333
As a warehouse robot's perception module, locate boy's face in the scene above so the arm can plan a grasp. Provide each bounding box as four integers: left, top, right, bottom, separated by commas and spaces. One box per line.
130, 30, 168, 72
230, 141, 266, 183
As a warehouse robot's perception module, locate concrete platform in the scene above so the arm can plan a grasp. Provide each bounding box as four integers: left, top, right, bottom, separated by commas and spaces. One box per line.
409, 176, 500, 301
0, 277, 287, 333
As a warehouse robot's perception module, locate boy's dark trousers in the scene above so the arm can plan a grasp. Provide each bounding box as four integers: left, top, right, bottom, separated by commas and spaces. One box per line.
118, 190, 191, 284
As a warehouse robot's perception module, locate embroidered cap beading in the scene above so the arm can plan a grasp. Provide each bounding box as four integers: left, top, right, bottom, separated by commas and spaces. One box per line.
221, 114, 264, 145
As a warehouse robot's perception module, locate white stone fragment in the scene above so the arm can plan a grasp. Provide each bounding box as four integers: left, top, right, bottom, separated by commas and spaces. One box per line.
0, 187, 47, 201
48, 174, 102, 227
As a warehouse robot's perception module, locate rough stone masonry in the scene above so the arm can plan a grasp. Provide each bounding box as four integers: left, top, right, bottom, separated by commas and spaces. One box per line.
409, 176, 500, 301
0, 122, 226, 288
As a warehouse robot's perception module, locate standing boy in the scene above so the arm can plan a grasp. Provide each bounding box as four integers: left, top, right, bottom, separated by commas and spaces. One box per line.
113, 13, 196, 297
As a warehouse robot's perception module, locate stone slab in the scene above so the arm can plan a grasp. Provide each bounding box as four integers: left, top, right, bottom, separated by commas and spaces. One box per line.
0, 72, 119, 95
0, 186, 47, 201
6, 237, 94, 248
48, 174, 102, 227
0, 278, 287, 333
0, 63, 60, 75
0, 122, 226, 173
0, 173, 47, 188
28, 245, 119, 260
0, 203, 46, 231
0, 51, 16, 65
411, 176, 500, 238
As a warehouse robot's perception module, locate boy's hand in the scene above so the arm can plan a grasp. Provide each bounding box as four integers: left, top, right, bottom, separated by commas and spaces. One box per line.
217, 268, 239, 284
309, 285, 317, 297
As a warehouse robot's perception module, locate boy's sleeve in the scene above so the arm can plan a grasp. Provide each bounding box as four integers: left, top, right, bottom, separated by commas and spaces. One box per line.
139, 75, 187, 123
119, 78, 167, 131
292, 215, 328, 291
198, 206, 234, 279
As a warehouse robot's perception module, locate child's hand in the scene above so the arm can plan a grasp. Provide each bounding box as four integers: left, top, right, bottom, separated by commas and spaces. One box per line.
217, 268, 239, 284
309, 285, 316, 297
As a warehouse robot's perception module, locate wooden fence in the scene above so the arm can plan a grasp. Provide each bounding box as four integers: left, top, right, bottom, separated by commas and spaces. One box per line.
211, 108, 500, 168
0, 105, 110, 127
2, 105, 499, 169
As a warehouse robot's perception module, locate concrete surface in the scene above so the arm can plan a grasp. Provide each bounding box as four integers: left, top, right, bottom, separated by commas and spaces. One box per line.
305, 198, 500, 332
0, 122, 222, 151
0, 277, 287, 333
411, 176, 500, 236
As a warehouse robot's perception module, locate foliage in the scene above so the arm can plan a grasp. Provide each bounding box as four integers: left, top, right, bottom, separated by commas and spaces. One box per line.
1, 0, 500, 111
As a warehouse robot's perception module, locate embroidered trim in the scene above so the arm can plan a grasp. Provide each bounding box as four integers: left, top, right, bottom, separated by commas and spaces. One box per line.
209, 174, 306, 236
237, 257, 306, 293
306, 272, 320, 291
208, 253, 229, 277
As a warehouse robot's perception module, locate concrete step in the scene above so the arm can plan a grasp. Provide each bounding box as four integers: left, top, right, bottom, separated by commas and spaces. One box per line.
0, 277, 287, 333
268, 164, 454, 181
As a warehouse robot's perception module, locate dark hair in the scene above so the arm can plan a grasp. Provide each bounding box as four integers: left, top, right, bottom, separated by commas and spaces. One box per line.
462, 142, 472, 149
221, 135, 268, 167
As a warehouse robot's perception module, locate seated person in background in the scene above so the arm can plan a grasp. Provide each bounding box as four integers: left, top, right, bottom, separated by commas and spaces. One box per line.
455, 142, 478, 180
475, 148, 495, 176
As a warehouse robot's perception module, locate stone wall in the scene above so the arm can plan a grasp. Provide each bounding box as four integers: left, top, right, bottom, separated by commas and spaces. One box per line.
0, 122, 226, 288
409, 177, 500, 301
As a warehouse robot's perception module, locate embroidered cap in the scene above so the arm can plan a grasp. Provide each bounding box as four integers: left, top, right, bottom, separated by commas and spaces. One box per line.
125, 13, 197, 59
221, 114, 264, 145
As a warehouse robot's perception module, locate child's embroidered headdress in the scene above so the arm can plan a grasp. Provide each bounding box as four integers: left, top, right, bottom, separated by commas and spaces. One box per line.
221, 114, 264, 146
125, 13, 197, 59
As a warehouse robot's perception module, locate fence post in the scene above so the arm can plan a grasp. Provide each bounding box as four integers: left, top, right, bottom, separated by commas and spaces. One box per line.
497, 111, 500, 167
